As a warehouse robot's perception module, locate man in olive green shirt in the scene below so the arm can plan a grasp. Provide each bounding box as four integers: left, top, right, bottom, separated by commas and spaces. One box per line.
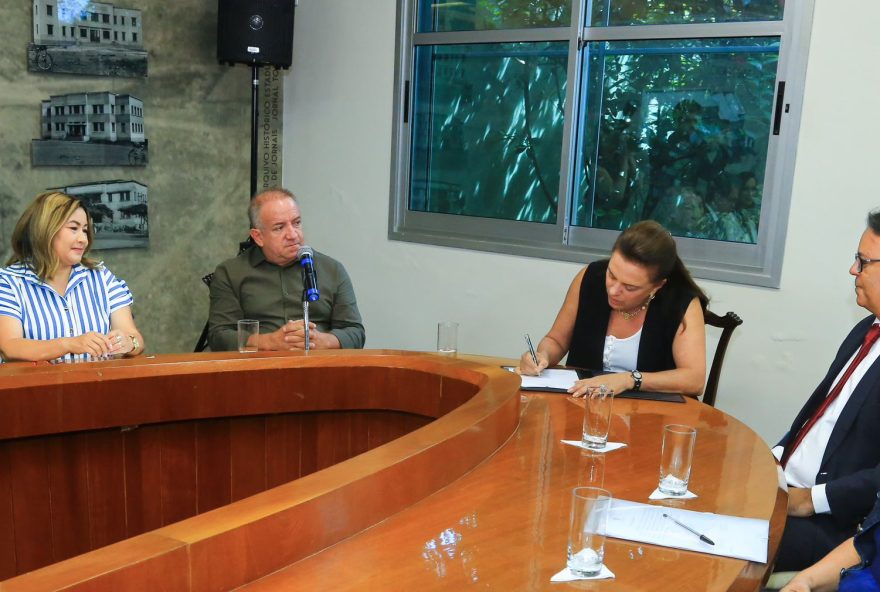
208, 188, 365, 351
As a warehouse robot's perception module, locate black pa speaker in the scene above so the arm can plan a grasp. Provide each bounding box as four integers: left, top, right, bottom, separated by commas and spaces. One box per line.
217, 0, 295, 68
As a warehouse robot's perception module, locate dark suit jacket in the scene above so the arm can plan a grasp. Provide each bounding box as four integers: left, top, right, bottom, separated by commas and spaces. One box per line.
780, 314, 880, 527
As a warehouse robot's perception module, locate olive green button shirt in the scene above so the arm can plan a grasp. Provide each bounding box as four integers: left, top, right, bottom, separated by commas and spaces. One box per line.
208, 246, 365, 351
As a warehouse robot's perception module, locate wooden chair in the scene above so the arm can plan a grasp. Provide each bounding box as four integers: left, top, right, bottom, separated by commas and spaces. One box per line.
193, 272, 215, 352
702, 310, 743, 407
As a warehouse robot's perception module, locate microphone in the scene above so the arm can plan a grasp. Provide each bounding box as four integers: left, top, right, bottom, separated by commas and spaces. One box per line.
298, 246, 319, 302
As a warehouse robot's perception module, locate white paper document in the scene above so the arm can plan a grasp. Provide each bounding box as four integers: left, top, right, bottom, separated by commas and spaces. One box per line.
517, 368, 579, 391
605, 499, 769, 563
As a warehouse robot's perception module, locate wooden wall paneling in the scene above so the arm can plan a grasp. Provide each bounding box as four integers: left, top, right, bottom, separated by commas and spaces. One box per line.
401, 414, 432, 437
364, 411, 400, 451
0, 447, 16, 580
159, 423, 197, 526
123, 424, 163, 537
298, 413, 318, 478
7, 439, 52, 573
265, 414, 301, 488
195, 419, 232, 514
84, 430, 127, 551
438, 376, 479, 415
229, 417, 267, 502
45, 434, 90, 563
314, 412, 352, 471
349, 412, 372, 458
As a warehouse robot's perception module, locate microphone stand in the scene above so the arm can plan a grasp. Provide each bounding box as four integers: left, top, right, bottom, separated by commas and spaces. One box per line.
302, 289, 310, 353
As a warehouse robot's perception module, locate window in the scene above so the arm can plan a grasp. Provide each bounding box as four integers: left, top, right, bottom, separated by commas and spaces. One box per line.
122, 32, 126, 41
102, 14, 109, 23
132, 33, 138, 42
47, 4, 53, 16
103, 30, 110, 39
132, 17, 137, 27
114, 15, 117, 25
92, 104, 104, 114
90, 12, 98, 22
120, 16, 125, 25
80, 28, 87, 38
92, 122, 104, 132
390, 0, 815, 287
47, 24, 53, 35
62, 26, 66, 36
114, 31, 118, 41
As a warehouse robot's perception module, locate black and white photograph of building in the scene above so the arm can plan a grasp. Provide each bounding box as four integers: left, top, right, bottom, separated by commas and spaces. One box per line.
32, 91, 148, 166
28, 0, 148, 77
52, 179, 149, 250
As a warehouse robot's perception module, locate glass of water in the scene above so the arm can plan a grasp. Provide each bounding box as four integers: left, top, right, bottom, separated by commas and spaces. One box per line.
658, 424, 697, 495
567, 486, 612, 577
581, 385, 612, 449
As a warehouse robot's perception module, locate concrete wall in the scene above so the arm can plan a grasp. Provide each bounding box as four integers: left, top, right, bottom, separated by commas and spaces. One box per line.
282, 0, 880, 443
0, 0, 252, 354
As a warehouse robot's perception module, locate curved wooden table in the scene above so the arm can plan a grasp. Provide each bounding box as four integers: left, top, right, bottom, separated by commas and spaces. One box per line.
0, 351, 783, 591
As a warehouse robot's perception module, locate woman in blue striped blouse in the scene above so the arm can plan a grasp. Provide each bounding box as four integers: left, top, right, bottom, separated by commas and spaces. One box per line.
0, 191, 145, 362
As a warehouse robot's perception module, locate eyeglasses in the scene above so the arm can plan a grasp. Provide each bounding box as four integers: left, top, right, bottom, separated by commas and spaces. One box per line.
855, 253, 880, 273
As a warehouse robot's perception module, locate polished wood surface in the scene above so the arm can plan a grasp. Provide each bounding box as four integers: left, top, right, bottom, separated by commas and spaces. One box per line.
0, 352, 520, 589
238, 361, 785, 591
0, 352, 782, 591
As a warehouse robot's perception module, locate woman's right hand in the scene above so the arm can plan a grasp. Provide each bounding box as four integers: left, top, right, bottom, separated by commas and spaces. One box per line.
518, 350, 549, 376
63, 332, 114, 358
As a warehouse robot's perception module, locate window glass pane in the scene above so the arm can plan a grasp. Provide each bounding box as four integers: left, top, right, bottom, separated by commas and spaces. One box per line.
410, 42, 568, 223
589, 0, 784, 26
573, 37, 779, 243
417, 0, 570, 32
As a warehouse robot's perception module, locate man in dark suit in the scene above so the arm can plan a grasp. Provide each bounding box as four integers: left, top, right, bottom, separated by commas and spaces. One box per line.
773, 208, 880, 571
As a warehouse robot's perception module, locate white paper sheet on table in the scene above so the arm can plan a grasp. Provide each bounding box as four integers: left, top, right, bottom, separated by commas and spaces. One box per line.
605, 499, 769, 563
517, 368, 579, 391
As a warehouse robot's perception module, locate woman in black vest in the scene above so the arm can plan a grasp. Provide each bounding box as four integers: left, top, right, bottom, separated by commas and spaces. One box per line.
519, 220, 709, 398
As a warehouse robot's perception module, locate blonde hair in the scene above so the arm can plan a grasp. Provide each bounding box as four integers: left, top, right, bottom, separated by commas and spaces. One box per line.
6, 191, 97, 281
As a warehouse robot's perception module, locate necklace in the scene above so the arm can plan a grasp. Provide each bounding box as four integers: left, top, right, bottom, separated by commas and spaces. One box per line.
616, 293, 656, 321
617, 304, 647, 320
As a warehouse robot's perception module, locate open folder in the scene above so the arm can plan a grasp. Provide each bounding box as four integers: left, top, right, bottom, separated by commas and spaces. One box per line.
606, 499, 769, 563
502, 366, 685, 402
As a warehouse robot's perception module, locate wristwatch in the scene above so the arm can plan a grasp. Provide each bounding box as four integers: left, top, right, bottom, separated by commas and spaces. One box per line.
631, 370, 643, 391
129, 335, 140, 353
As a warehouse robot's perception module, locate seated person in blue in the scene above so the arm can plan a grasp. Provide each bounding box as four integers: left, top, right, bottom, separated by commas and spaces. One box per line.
519, 220, 708, 397
782, 493, 880, 591
0, 191, 144, 362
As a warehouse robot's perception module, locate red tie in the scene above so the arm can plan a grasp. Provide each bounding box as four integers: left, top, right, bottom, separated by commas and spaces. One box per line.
782, 323, 880, 468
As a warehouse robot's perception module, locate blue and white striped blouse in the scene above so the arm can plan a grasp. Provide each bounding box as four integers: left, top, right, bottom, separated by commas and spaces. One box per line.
0, 262, 134, 362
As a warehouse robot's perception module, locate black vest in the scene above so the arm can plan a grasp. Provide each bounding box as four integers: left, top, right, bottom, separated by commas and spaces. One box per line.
567, 259, 696, 372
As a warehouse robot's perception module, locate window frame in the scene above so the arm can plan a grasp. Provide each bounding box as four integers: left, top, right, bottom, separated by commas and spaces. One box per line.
389, 1, 816, 287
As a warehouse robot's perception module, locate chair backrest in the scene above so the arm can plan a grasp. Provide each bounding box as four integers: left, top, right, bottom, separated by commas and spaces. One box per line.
193, 273, 215, 352
702, 310, 743, 407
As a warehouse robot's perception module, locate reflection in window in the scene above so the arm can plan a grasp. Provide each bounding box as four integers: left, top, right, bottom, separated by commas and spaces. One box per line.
574, 38, 778, 244
417, 0, 569, 32
590, 0, 784, 26
410, 42, 568, 223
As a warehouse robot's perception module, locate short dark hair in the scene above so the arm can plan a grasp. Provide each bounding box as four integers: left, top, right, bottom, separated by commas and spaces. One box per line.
868, 208, 880, 234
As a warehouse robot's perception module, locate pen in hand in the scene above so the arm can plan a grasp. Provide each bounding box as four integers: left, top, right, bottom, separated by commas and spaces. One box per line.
524, 333, 540, 375
662, 513, 715, 546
